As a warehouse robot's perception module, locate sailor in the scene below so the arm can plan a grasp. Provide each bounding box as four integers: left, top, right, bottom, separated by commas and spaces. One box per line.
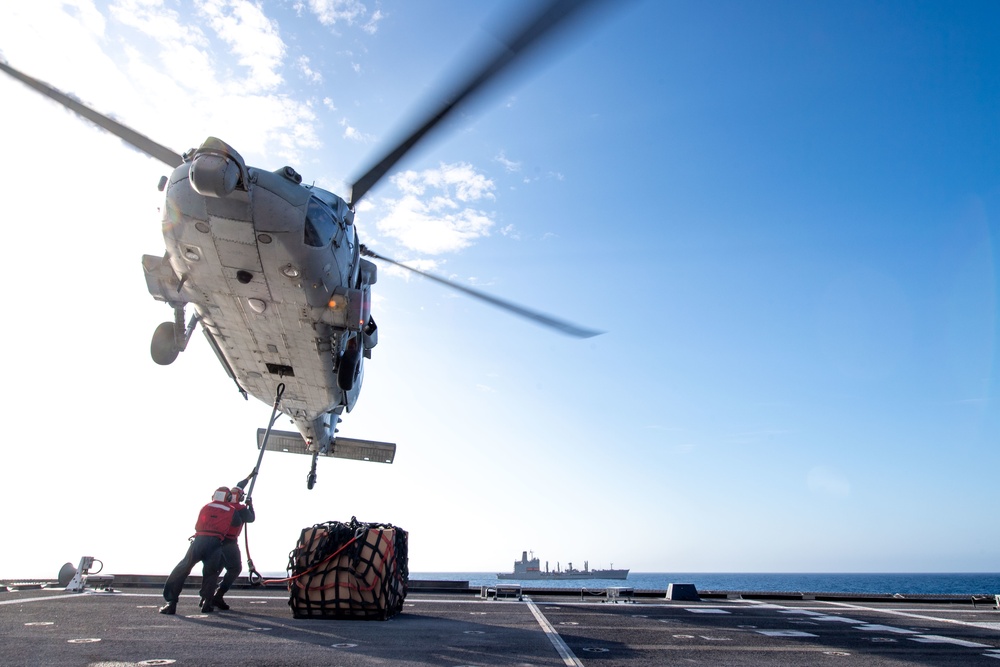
210, 481, 255, 610
159, 487, 233, 615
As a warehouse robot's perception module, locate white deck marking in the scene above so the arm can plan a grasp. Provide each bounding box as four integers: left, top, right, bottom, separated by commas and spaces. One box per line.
756, 630, 819, 637
0, 592, 281, 606
909, 635, 992, 648
856, 624, 917, 634
686, 608, 730, 614
755, 599, 1000, 653
0, 594, 87, 606
973, 623, 1000, 631
526, 600, 584, 667
821, 600, 1000, 630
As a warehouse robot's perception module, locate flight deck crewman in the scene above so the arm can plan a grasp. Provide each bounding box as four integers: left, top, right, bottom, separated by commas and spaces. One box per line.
210, 482, 255, 610
159, 487, 233, 615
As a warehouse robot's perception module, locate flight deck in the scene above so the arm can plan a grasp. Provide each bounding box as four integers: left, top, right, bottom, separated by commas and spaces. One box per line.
4, 584, 1000, 666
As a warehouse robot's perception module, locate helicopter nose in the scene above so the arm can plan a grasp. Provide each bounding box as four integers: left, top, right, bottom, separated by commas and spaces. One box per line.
190, 151, 241, 198
189, 138, 247, 198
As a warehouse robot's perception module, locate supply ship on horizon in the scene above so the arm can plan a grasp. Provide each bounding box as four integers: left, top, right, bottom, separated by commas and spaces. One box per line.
497, 551, 629, 580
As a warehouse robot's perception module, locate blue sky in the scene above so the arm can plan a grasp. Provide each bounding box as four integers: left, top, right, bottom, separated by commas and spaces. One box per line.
0, 0, 996, 578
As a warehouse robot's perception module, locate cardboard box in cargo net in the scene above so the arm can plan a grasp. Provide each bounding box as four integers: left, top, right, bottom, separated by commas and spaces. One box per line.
288, 521, 408, 620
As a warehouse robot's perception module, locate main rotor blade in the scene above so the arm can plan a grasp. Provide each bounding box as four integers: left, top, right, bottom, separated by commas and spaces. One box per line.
349, 0, 609, 207
0, 61, 183, 168
361, 246, 602, 338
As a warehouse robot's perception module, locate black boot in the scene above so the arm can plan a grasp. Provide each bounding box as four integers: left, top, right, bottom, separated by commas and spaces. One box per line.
212, 592, 230, 611
159, 601, 177, 615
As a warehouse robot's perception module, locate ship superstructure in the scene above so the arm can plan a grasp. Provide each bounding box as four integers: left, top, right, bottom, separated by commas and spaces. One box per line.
497, 551, 629, 580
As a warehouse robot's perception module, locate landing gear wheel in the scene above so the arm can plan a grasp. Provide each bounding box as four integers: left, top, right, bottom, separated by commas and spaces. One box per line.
151, 321, 180, 365
337, 347, 362, 391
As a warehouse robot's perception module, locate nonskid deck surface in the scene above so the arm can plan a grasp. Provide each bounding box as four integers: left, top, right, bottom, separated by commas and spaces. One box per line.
4, 588, 1000, 666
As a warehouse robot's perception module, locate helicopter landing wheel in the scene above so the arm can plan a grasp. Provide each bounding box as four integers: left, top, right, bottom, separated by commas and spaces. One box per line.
337, 347, 362, 391
150, 321, 180, 365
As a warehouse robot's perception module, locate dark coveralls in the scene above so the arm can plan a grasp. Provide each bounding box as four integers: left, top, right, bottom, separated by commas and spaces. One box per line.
217, 502, 255, 595
162, 500, 234, 604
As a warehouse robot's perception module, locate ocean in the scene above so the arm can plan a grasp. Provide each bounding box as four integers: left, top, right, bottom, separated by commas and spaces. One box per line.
410, 572, 1000, 596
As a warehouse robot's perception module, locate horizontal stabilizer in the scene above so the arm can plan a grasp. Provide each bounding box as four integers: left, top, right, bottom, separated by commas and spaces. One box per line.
256, 429, 396, 464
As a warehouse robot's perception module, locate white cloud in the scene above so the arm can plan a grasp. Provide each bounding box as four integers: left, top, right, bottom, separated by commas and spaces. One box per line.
363, 8, 384, 34
298, 55, 323, 83
399, 258, 442, 273
111, 0, 317, 164
378, 196, 493, 254
112, 0, 197, 45
517, 169, 565, 186
495, 150, 521, 173
394, 163, 495, 203
381, 257, 444, 282
307, 0, 372, 29
197, 0, 286, 93
376, 163, 496, 254
61, 0, 107, 34
340, 117, 373, 142
499, 224, 520, 240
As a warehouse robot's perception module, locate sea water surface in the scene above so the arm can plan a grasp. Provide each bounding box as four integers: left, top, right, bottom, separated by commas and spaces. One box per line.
410, 572, 1000, 595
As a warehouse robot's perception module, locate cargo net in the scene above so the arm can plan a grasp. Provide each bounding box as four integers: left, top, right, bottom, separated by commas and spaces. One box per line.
286, 517, 408, 620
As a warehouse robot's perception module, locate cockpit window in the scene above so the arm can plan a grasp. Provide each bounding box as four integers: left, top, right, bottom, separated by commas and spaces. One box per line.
304, 196, 336, 247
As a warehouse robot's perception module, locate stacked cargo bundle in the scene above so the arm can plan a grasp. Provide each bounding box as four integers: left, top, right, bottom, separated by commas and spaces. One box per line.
287, 517, 408, 620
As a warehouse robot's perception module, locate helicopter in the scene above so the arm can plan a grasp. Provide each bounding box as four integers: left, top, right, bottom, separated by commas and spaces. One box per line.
0, 0, 606, 489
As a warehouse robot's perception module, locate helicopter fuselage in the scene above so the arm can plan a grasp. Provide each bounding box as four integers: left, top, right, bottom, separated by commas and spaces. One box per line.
142, 137, 377, 455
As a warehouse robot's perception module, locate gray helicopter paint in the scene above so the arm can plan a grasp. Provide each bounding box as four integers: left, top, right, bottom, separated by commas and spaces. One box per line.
144, 140, 375, 457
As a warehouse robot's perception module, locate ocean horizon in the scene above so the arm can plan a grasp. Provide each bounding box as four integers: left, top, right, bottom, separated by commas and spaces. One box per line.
408, 572, 1000, 596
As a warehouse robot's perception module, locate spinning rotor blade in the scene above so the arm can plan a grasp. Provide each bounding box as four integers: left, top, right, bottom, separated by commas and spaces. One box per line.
0, 61, 183, 168
348, 0, 610, 207
361, 245, 602, 338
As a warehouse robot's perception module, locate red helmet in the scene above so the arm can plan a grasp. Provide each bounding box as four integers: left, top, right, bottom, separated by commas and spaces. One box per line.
212, 486, 232, 502
229, 486, 245, 502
